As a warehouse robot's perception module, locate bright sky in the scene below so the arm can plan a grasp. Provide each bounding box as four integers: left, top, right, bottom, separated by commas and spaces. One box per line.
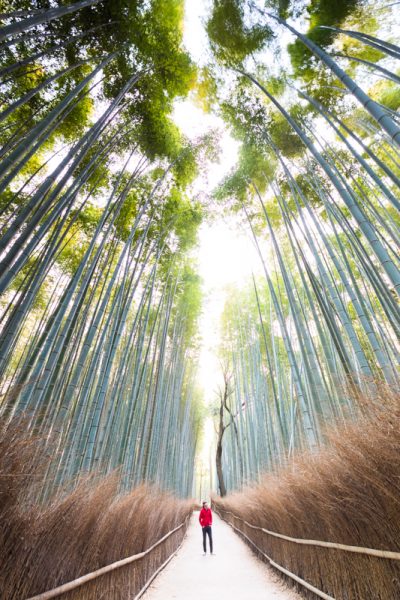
172, 101, 246, 400
176, 0, 400, 496
172, 100, 239, 193
175, 2, 264, 398
175, 0, 331, 481
192, 218, 263, 496
182, 0, 210, 66
196, 221, 261, 395
173, 1, 267, 487
174, 100, 258, 500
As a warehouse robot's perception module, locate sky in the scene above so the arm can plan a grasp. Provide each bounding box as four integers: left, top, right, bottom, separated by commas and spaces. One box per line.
172, 0, 267, 490
175, 0, 400, 498
175, 2, 264, 402
182, 0, 211, 67
192, 220, 264, 498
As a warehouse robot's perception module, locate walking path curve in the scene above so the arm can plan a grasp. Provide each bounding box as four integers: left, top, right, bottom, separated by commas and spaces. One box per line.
142, 512, 301, 599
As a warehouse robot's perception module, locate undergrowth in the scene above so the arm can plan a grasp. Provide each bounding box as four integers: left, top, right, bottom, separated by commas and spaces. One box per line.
0, 419, 193, 600
213, 384, 400, 599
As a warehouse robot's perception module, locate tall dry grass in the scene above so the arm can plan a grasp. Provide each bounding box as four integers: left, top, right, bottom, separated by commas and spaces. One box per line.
213, 385, 400, 599
0, 419, 193, 600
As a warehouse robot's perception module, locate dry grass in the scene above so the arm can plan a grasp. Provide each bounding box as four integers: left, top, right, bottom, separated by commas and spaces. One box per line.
0, 419, 194, 600
213, 384, 400, 599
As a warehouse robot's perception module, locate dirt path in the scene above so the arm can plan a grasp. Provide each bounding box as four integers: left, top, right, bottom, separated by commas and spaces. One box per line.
142, 512, 301, 599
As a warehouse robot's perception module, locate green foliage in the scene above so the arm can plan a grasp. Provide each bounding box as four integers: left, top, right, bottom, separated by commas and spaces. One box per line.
56, 92, 94, 143
57, 229, 90, 276
220, 86, 266, 145
135, 105, 182, 161
172, 147, 199, 188
193, 67, 220, 113
0, 189, 24, 222
303, 71, 347, 111
334, 8, 381, 69
215, 168, 249, 205
369, 80, 400, 111
221, 76, 306, 158
338, 32, 382, 68
288, 0, 362, 72
74, 203, 104, 236
215, 142, 276, 206
1, 0, 196, 165
174, 263, 202, 346
274, 0, 291, 19
258, 72, 287, 98
71, 140, 111, 196
276, 168, 325, 221
175, 199, 203, 251
56, 202, 106, 275
308, 0, 361, 44
114, 190, 139, 243
162, 186, 203, 252
268, 112, 305, 158
103, 0, 196, 161
207, 0, 272, 65
278, 0, 386, 128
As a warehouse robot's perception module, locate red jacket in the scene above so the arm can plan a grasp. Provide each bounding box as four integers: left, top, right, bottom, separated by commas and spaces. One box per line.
199, 507, 212, 527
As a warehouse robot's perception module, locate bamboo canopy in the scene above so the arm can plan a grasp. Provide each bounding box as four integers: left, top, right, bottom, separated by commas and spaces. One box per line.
0, 0, 399, 499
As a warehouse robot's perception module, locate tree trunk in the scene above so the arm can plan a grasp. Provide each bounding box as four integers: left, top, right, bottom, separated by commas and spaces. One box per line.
0, 0, 103, 42
216, 402, 227, 497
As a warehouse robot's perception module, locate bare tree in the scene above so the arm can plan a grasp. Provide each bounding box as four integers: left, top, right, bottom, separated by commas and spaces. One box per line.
214, 365, 244, 497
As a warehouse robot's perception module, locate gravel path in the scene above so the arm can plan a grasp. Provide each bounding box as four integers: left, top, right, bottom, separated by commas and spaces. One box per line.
142, 512, 302, 599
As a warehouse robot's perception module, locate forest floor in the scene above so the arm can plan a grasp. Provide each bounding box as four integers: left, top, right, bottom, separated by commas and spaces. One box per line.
142, 512, 302, 599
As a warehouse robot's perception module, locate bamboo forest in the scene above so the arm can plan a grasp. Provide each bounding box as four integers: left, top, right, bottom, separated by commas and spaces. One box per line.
0, 0, 399, 599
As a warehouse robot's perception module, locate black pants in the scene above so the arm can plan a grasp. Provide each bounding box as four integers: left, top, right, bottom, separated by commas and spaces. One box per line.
202, 526, 213, 553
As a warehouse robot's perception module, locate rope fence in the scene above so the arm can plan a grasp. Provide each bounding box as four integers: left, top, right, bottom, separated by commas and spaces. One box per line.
216, 507, 400, 560
215, 509, 334, 600
26, 515, 190, 600
215, 505, 400, 600
133, 531, 187, 600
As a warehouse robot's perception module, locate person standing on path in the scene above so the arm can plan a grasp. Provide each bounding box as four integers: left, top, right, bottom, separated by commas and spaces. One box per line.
199, 501, 214, 555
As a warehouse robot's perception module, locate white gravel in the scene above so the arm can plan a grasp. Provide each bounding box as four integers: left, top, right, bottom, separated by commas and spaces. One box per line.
142, 512, 302, 599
